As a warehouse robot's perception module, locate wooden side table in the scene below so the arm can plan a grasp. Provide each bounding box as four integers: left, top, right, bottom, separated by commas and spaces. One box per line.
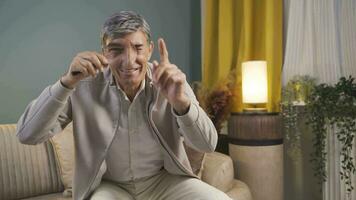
228, 112, 283, 200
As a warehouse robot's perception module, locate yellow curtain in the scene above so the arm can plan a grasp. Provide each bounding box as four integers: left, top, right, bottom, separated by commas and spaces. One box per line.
203, 0, 283, 112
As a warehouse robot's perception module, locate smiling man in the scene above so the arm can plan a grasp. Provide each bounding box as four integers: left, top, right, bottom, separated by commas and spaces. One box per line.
16, 11, 231, 200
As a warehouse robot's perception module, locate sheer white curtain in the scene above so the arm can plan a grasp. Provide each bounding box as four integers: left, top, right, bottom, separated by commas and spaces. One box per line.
283, 0, 356, 200
283, 0, 356, 85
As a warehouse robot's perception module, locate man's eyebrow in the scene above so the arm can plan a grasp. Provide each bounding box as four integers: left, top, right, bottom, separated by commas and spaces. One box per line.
106, 42, 144, 48
106, 43, 123, 48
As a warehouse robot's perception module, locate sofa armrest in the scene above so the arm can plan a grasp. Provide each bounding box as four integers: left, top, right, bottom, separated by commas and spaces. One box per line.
201, 152, 235, 192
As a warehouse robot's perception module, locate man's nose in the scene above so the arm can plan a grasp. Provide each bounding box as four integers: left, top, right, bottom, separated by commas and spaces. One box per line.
123, 48, 137, 67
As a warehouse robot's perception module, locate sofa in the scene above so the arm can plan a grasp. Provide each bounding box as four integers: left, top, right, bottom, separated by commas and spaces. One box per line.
0, 124, 252, 200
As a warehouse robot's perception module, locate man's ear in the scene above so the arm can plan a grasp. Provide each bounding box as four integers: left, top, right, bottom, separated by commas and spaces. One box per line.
148, 41, 154, 61
102, 46, 109, 58
101, 38, 109, 56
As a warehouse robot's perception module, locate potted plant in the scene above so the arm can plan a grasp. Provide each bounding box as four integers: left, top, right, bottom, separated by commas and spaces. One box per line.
307, 76, 356, 196
281, 75, 316, 160
192, 76, 234, 155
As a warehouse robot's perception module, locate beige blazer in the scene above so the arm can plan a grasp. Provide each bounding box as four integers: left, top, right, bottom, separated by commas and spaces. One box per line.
16, 66, 217, 200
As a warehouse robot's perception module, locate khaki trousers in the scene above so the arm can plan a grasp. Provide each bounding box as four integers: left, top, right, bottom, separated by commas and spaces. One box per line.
90, 169, 232, 200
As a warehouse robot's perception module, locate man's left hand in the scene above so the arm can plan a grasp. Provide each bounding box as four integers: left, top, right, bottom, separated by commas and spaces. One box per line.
152, 38, 190, 115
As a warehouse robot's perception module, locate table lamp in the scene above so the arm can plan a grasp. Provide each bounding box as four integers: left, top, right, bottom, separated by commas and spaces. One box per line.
242, 60, 268, 112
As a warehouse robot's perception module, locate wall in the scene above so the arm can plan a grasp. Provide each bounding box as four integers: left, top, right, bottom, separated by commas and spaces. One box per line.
0, 0, 201, 123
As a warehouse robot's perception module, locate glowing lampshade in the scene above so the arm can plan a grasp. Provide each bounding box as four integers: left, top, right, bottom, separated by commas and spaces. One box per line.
242, 61, 268, 104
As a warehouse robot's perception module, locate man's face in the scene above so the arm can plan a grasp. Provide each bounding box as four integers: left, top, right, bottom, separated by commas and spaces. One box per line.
103, 30, 153, 90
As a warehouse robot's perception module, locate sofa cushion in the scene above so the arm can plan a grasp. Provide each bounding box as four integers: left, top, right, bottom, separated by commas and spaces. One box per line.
0, 124, 63, 200
49, 123, 74, 196
200, 152, 253, 200
201, 152, 234, 192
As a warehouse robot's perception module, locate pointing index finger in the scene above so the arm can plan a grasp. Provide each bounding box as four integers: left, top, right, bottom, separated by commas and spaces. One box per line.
158, 38, 169, 64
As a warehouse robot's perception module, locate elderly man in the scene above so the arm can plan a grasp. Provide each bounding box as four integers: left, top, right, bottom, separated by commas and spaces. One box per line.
16, 11, 232, 200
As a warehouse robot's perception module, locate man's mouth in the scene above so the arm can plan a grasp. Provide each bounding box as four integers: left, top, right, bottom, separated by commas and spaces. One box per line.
119, 67, 141, 75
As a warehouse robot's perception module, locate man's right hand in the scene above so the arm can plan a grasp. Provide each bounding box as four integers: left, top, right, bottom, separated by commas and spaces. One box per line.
61, 51, 109, 89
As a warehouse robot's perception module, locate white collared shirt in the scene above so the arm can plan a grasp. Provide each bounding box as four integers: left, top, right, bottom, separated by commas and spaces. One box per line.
103, 79, 164, 182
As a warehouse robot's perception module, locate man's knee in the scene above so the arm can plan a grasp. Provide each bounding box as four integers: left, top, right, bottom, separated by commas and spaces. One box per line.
186, 179, 232, 200
90, 181, 134, 200
165, 177, 232, 200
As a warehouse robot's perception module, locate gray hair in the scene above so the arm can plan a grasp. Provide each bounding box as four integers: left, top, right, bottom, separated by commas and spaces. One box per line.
100, 11, 151, 47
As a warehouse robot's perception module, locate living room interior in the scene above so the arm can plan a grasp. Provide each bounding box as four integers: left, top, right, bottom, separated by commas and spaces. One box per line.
1, 0, 355, 200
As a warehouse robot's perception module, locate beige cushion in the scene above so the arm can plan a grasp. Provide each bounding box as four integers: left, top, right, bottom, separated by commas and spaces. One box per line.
49, 123, 74, 196
201, 152, 234, 192
202, 152, 253, 200
0, 124, 63, 199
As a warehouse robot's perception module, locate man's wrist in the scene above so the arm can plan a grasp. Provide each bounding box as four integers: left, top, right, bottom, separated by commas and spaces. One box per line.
51, 80, 75, 102
60, 76, 76, 89
172, 103, 199, 127
173, 98, 191, 116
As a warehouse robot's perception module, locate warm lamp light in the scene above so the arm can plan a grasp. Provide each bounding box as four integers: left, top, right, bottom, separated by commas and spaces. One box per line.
242, 60, 268, 111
